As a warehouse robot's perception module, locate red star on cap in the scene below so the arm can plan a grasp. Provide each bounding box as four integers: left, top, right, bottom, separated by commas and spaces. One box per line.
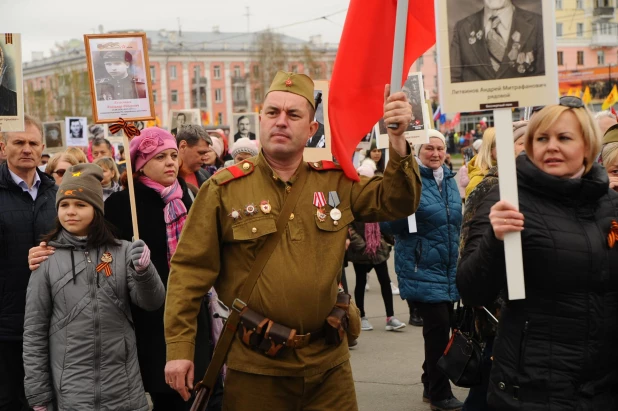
285, 78, 293, 87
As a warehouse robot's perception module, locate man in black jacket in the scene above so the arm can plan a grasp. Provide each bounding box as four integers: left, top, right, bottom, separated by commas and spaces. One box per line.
176, 125, 212, 191
0, 115, 58, 411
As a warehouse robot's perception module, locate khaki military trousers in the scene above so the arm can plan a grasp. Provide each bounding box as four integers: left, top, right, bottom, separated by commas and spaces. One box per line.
222, 360, 358, 411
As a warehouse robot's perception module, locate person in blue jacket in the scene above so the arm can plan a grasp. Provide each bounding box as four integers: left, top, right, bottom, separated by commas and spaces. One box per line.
382, 129, 463, 411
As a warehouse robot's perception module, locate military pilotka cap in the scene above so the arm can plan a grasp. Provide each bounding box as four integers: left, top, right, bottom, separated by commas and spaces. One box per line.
266, 71, 315, 109
603, 123, 618, 145
101, 50, 132, 63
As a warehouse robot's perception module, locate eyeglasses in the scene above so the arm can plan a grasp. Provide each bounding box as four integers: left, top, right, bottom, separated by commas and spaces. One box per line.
559, 96, 585, 109
52, 169, 66, 177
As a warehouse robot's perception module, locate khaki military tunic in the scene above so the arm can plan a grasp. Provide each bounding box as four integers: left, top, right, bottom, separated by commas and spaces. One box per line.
165, 145, 421, 377
96, 76, 144, 100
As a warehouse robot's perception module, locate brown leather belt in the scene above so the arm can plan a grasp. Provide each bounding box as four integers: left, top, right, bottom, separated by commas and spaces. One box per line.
289, 328, 325, 349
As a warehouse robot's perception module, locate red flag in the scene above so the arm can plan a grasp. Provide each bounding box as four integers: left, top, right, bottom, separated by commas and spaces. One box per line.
451, 113, 461, 129
612, 106, 617, 118
329, 0, 435, 181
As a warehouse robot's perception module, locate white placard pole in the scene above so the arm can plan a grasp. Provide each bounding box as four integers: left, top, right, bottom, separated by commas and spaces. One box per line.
494, 108, 525, 300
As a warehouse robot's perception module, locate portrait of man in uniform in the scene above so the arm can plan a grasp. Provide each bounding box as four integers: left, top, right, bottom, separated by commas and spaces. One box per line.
0, 43, 17, 117
306, 90, 326, 148
95, 50, 147, 101
449, 0, 545, 83
171, 112, 187, 137
43, 122, 64, 152
232, 114, 257, 142
169, 110, 200, 136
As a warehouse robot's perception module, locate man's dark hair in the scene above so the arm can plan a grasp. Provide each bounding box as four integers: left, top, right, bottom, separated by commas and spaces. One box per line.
69, 119, 81, 127
42, 209, 120, 249
176, 125, 212, 147
237, 115, 249, 126
177, 113, 186, 120
92, 137, 112, 150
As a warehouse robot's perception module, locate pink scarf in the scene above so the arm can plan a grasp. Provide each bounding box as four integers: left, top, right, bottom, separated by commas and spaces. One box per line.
364, 223, 381, 257
139, 176, 187, 266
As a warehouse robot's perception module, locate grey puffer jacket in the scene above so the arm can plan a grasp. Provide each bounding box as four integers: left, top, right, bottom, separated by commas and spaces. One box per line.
23, 231, 165, 411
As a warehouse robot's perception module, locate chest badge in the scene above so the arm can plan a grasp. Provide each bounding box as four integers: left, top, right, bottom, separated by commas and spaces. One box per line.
228, 209, 242, 221
313, 192, 327, 222
244, 203, 258, 216
328, 191, 342, 226
608, 220, 618, 249
96, 252, 113, 277
260, 200, 272, 214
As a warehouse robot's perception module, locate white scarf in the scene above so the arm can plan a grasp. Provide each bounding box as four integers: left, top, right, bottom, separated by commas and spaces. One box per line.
415, 156, 445, 189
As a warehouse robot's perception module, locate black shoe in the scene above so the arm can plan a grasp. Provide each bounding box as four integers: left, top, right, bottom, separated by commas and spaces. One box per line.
422, 387, 430, 403
348, 339, 358, 348
409, 308, 423, 327
430, 396, 463, 411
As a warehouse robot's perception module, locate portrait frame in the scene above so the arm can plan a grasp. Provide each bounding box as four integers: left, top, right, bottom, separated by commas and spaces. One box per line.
84, 32, 155, 123
230, 112, 259, 149
0, 33, 25, 132
168, 109, 201, 136
436, 0, 558, 113
304, 80, 332, 162
42, 121, 66, 154
65, 117, 88, 147
375, 72, 431, 148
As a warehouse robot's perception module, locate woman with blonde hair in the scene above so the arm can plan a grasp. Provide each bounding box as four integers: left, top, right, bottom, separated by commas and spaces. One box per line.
465, 127, 497, 200
600, 123, 618, 191
45, 152, 79, 185
457, 96, 618, 410
93, 156, 121, 200
65, 146, 88, 164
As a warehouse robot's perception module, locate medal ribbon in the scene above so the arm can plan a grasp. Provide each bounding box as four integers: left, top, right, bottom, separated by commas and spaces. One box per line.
109, 118, 141, 138
96, 262, 113, 277
328, 191, 340, 209
313, 192, 326, 208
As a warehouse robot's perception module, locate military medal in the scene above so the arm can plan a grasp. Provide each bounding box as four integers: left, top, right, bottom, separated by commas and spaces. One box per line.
317, 208, 327, 222
260, 200, 271, 214
313, 192, 327, 222
228, 208, 242, 221
96, 252, 113, 277
328, 191, 342, 226
244, 203, 258, 216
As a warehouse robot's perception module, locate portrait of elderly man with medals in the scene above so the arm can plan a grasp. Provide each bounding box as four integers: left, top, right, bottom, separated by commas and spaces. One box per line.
449, 0, 545, 83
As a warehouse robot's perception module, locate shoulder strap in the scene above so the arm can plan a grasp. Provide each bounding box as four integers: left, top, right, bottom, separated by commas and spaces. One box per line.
192, 163, 309, 404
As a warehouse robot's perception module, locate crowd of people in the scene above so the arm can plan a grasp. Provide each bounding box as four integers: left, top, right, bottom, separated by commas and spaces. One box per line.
2, 69, 618, 411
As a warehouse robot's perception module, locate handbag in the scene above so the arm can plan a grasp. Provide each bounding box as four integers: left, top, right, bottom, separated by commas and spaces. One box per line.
437, 303, 483, 388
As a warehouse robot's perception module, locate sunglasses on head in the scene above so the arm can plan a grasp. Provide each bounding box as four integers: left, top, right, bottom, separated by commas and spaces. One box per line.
53, 169, 66, 177
559, 96, 585, 109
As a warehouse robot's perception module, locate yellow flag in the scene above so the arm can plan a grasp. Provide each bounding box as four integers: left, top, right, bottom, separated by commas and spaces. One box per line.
574, 87, 582, 97
582, 86, 592, 105
602, 85, 618, 111
567, 88, 575, 96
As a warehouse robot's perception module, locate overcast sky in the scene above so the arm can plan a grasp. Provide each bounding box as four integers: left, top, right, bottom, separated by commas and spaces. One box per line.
0, 0, 349, 61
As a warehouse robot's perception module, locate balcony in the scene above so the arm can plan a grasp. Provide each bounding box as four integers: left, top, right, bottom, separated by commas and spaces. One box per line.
592, 23, 618, 47
192, 77, 208, 89
594, 6, 615, 19
231, 75, 248, 86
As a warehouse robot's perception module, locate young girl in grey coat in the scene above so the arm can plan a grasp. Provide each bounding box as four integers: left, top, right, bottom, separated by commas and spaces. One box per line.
23, 163, 166, 411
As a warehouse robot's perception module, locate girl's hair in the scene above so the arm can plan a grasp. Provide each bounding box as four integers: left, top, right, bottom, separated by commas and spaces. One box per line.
65, 146, 88, 164
365, 148, 385, 173
525, 104, 601, 173
93, 157, 120, 183
602, 142, 618, 169
41, 208, 120, 249
474, 127, 497, 174
45, 152, 79, 175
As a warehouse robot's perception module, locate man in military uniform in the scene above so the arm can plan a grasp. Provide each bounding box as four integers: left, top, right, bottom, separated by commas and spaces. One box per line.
0, 45, 17, 116
164, 71, 422, 410
95, 50, 146, 101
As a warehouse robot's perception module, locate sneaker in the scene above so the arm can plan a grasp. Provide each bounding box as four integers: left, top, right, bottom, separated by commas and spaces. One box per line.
409, 308, 423, 327
365, 274, 370, 291
361, 317, 373, 331
390, 282, 400, 295
430, 396, 463, 411
385, 317, 406, 331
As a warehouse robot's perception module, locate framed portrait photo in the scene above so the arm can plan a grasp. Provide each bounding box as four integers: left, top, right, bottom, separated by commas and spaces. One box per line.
84, 33, 155, 123
168, 109, 201, 136
42, 121, 66, 153
0, 33, 25, 132
65, 117, 88, 147
436, 0, 558, 113
230, 112, 258, 142
304, 80, 332, 162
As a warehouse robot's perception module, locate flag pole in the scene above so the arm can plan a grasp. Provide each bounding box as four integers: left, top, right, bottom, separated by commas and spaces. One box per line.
386, 0, 409, 131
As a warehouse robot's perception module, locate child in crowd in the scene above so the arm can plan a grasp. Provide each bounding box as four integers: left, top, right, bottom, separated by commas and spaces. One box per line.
23, 164, 165, 411
93, 156, 122, 200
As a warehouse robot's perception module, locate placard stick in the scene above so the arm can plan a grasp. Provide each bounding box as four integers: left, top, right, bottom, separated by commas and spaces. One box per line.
494, 108, 525, 300
122, 134, 140, 240
387, 0, 409, 130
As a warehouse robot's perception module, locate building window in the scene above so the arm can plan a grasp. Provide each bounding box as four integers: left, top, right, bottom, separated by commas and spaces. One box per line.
171, 90, 178, 103
313, 66, 322, 78
153, 90, 157, 103
254, 88, 262, 103
234, 87, 246, 102
193, 65, 201, 78
215, 89, 222, 102
291, 64, 298, 73
252, 65, 260, 78
557, 51, 564, 66
416, 56, 424, 71
233, 65, 241, 77
214, 65, 221, 79
434, 75, 438, 86
556, 23, 563, 37
217, 112, 223, 125
577, 0, 583, 8
170, 65, 177, 80
577, 51, 584, 65
150, 65, 156, 83
577, 23, 583, 37
598, 50, 606, 65
556, 0, 562, 9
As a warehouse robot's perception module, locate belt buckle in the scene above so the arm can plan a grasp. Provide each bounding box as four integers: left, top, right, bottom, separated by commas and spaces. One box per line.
293, 333, 311, 349
232, 298, 247, 313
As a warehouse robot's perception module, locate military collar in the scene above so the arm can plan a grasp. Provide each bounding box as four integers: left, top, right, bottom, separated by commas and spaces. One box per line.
256, 149, 306, 186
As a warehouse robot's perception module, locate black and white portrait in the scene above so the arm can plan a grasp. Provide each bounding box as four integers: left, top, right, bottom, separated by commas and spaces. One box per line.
0, 33, 24, 132
43, 122, 65, 152
169, 109, 200, 136
232, 113, 258, 142
93, 50, 147, 101
402, 76, 425, 131
449, 0, 544, 83
306, 89, 326, 148
65, 117, 88, 147
0, 43, 17, 117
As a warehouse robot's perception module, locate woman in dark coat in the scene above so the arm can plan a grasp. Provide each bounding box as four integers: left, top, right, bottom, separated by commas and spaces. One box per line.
457, 99, 618, 410
105, 128, 221, 411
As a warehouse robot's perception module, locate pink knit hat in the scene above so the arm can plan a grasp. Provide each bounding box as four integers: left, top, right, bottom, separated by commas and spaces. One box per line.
210, 136, 224, 158
129, 127, 178, 172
